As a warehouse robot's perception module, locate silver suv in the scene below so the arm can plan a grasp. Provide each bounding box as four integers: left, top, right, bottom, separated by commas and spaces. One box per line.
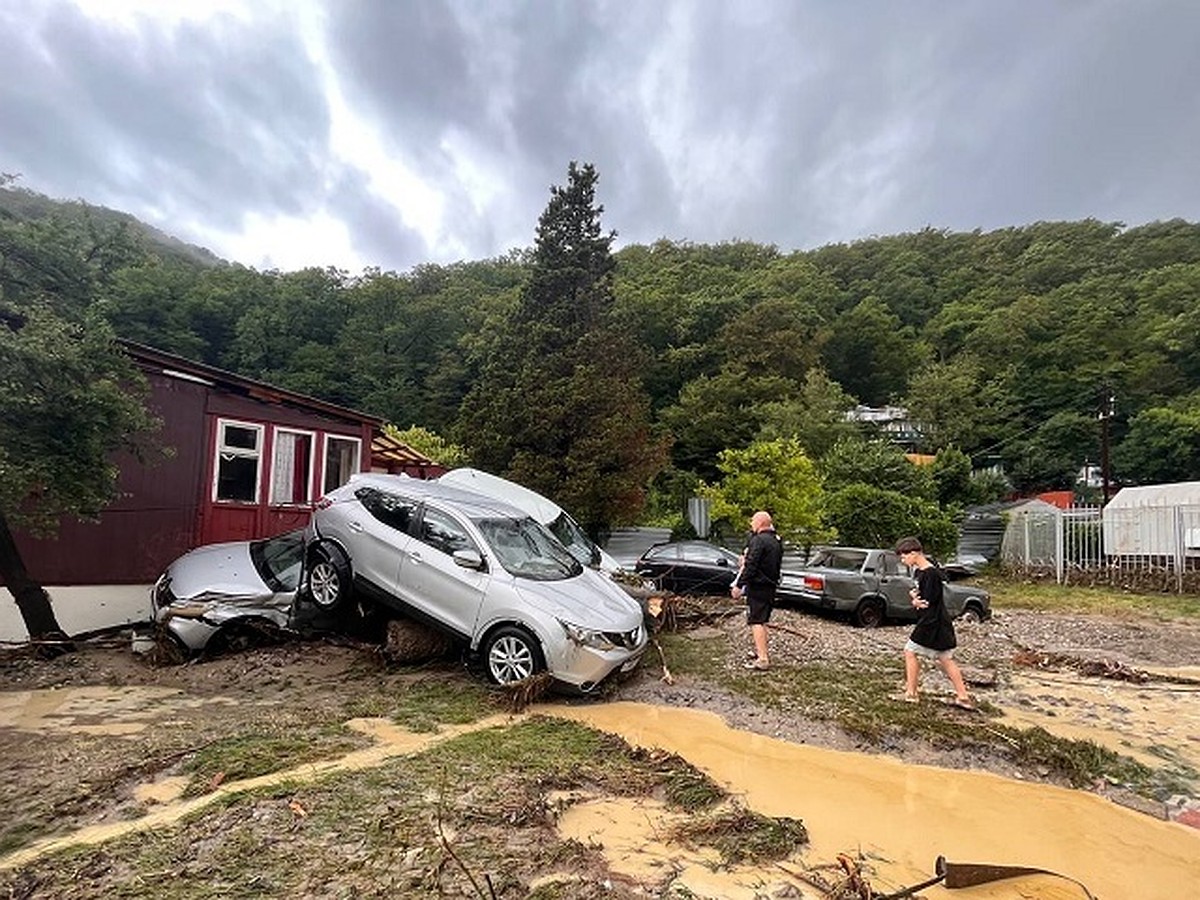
304, 474, 647, 691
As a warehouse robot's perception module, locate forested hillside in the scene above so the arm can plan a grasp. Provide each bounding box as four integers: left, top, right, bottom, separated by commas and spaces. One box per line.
4, 182, 1199, 526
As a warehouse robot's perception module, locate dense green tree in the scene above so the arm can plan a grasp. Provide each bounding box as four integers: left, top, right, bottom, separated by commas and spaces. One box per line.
930, 446, 973, 507
456, 163, 667, 532
386, 424, 471, 469
1003, 411, 1098, 493
700, 439, 832, 547
659, 365, 794, 481
824, 295, 924, 405
0, 200, 161, 645
756, 368, 860, 458
903, 356, 1017, 454
823, 484, 958, 559
1112, 404, 1200, 485
820, 438, 935, 499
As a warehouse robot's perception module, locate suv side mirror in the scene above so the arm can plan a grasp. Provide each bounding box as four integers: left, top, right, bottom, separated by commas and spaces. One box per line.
453, 549, 485, 571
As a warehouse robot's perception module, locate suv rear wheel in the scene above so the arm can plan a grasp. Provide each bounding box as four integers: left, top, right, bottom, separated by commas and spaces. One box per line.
483, 626, 545, 685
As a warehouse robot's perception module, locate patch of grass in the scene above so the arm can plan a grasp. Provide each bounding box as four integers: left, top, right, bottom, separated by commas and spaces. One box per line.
671, 807, 808, 865
382, 675, 496, 731
978, 576, 1200, 620
182, 726, 362, 793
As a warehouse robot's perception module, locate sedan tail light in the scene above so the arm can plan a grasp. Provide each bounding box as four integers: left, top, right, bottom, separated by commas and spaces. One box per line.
313, 495, 334, 510
802, 574, 825, 592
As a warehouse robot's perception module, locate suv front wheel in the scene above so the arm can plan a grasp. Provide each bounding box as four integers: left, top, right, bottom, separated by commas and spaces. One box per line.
484, 626, 545, 685
307, 545, 352, 610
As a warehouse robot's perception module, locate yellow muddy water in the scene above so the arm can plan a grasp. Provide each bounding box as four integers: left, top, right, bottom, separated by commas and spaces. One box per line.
546, 702, 1200, 900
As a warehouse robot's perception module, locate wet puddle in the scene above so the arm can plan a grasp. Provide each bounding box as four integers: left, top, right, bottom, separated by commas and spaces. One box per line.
546, 702, 1200, 900
999, 670, 1200, 772
3, 687, 1199, 897
0, 685, 236, 736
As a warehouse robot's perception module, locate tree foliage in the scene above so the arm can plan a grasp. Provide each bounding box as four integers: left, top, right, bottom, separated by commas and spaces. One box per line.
7, 178, 1200, 568
823, 484, 959, 559
700, 439, 832, 547
1, 192, 161, 639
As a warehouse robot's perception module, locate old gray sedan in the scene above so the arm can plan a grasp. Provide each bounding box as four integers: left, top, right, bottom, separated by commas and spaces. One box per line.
777, 546, 991, 628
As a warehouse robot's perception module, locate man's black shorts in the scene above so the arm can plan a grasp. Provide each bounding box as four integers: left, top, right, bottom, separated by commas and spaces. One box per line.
745, 590, 774, 625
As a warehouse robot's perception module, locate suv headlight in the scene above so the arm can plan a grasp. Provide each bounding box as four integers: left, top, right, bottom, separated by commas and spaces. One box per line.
560, 620, 618, 651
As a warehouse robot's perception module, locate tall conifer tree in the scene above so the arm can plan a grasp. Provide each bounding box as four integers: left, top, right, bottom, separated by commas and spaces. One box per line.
459, 162, 666, 532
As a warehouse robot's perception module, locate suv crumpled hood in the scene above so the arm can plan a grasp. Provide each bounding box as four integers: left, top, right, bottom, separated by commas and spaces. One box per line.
512, 568, 643, 630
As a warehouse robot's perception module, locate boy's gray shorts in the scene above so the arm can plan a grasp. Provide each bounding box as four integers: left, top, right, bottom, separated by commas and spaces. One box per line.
905, 639, 954, 661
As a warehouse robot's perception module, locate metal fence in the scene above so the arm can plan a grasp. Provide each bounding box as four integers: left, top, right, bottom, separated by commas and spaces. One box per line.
1000, 503, 1200, 593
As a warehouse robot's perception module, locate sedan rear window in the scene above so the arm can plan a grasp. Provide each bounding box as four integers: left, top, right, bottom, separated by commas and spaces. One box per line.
475, 516, 583, 581
249, 530, 305, 591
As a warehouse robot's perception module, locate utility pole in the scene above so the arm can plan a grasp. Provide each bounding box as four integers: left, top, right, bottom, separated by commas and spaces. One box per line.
1098, 387, 1116, 504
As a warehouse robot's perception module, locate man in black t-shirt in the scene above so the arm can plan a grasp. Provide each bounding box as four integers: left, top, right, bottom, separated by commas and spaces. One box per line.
895, 536, 973, 709
731, 511, 783, 670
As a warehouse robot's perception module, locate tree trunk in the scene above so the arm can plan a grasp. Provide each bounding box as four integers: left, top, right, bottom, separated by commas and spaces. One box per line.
0, 510, 72, 653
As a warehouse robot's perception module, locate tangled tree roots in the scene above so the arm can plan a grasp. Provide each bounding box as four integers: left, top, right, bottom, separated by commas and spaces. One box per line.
494, 671, 554, 713
1012, 649, 1152, 683
383, 618, 455, 663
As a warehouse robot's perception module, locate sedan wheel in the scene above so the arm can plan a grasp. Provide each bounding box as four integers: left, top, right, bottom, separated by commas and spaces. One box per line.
484, 626, 544, 685
308, 547, 350, 610
959, 604, 984, 624
853, 598, 885, 628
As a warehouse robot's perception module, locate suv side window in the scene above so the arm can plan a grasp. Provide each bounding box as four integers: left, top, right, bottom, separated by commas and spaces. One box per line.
356, 487, 418, 534
418, 507, 477, 557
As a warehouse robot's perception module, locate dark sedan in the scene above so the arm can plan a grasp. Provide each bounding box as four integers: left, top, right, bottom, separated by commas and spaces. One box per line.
635, 540, 741, 595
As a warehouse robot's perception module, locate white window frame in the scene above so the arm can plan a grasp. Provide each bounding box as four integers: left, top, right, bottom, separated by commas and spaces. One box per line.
322, 434, 363, 494
213, 418, 265, 504
270, 427, 316, 506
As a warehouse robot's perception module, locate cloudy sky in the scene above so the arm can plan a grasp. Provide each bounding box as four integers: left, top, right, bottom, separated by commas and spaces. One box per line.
3, 1, 1199, 274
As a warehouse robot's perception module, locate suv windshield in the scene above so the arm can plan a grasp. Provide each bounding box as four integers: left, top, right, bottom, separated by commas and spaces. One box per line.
475, 516, 584, 581
547, 511, 601, 567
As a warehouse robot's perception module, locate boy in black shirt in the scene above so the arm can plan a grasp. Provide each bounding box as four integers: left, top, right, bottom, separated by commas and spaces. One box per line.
895, 536, 974, 709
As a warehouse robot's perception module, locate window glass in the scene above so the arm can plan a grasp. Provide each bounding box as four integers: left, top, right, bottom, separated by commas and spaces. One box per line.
475, 516, 582, 581
649, 544, 679, 560
224, 425, 258, 450
249, 530, 305, 591
547, 512, 600, 567
356, 487, 418, 533
215, 420, 262, 502
418, 508, 476, 557
680, 543, 733, 565
812, 549, 868, 571
323, 436, 362, 494
270, 430, 313, 505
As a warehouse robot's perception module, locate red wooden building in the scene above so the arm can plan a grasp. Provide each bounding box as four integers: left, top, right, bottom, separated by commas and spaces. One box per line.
14, 341, 423, 586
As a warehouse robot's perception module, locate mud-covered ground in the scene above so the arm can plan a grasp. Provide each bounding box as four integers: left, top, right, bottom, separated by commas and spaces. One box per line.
1, 600, 1199, 897
5, 602, 1198, 795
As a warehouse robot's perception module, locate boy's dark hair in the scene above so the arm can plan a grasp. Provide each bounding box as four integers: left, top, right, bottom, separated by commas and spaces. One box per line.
894, 536, 923, 554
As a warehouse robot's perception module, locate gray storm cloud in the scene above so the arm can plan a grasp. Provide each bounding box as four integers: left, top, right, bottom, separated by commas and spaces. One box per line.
2, 0, 1198, 272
